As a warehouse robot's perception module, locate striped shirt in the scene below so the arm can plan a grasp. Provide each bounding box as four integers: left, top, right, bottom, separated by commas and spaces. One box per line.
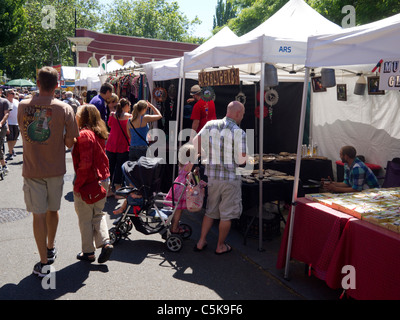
198, 117, 247, 181
344, 157, 380, 191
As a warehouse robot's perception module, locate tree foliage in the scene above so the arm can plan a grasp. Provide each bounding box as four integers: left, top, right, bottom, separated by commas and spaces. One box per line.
0, 0, 101, 79
213, 0, 238, 29
215, 0, 400, 36
307, 0, 400, 26
0, 0, 28, 47
102, 0, 203, 43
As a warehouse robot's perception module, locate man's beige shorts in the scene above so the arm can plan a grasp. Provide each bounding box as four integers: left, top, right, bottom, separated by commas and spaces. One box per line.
23, 176, 64, 214
206, 179, 242, 221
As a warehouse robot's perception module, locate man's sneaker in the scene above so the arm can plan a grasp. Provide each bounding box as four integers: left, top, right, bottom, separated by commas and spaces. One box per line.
32, 262, 50, 278
2, 166, 9, 175
5, 153, 13, 161
47, 247, 58, 264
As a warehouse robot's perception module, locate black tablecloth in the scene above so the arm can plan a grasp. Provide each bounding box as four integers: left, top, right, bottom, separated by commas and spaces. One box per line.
241, 179, 295, 212
263, 159, 333, 182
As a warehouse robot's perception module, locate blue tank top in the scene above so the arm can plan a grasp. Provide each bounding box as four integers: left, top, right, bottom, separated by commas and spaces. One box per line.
129, 116, 149, 147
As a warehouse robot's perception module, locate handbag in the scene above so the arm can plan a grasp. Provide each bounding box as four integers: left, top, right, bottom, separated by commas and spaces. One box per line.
185, 171, 206, 212
80, 180, 107, 204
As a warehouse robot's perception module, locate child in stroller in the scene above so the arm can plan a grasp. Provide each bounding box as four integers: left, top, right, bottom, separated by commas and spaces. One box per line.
109, 151, 198, 252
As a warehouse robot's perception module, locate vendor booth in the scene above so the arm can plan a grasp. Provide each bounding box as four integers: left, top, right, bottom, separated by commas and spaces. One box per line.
142, 0, 345, 249
280, 12, 400, 299
61, 66, 101, 91
180, 0, 341, 249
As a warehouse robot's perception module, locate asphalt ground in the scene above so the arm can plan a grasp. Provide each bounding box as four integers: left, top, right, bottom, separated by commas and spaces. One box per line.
0, 138, 344, 309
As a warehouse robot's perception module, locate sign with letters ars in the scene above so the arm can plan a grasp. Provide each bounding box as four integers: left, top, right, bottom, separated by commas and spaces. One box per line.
380, 59, 400, 90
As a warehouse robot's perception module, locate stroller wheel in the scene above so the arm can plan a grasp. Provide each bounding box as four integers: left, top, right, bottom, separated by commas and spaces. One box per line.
179, 223, 192, 239
126, 218, 133, 232
166, 235, 183, 252
109, 227, 121, 245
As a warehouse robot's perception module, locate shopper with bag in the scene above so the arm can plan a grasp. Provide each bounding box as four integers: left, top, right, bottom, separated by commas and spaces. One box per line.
72, 104, 113, 263
106, 98, 132, 197
127, 100, 162, 161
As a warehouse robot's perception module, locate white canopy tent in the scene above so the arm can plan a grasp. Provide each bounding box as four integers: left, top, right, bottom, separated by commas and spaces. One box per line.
143, 26, 240, 89
61, 66, 101, 91
183, 0, 342, 73
142, 27, 241, 180
284, 13, 400, 278
179, 0, 342, 250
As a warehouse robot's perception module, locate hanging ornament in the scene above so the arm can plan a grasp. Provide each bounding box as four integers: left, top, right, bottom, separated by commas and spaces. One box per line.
168, 84, 177, 99
236, 81, 246, 105
201, 86, 215, 102
235, 91, 246, 105
264, 88, 279, 106
255, 105, 268, 119
264, 88, 279, 122
152, 87, 167, 103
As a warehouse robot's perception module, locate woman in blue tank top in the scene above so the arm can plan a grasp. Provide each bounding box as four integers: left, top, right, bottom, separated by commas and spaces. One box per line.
126, 100, 162, 161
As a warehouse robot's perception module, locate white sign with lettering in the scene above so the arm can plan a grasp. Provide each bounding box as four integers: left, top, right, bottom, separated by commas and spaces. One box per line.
380, 59, 400, 90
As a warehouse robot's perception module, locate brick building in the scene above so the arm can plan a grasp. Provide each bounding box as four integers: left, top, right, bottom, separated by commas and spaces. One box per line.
68, 29, 199, 68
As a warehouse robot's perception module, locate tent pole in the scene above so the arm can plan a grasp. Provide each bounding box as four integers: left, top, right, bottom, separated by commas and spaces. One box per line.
179, 71, 186, 149
284, 67, 310, 279
258, 62, 265, 251
172, 58, 184, 181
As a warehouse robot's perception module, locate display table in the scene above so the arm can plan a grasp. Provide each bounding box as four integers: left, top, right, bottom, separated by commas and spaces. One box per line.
241, 179, 294, 212
277, 198, 400, 300
265, 158, 333, 182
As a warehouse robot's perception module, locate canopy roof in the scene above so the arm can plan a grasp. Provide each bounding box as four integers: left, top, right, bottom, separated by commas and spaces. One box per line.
306, 13, 400, 67
143, 26, 238, 83
61, 66, 100, 80
183, 0, 342, 72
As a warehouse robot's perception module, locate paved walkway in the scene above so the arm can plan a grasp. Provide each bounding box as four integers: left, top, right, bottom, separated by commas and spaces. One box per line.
0, 139, 341, 301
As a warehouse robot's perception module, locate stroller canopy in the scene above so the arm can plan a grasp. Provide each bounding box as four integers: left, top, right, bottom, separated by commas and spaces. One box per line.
123, 157, 164, 196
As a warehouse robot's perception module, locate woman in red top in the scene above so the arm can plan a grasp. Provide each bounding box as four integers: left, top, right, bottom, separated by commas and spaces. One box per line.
106, 98, 132, 197
72, 104, 113, 263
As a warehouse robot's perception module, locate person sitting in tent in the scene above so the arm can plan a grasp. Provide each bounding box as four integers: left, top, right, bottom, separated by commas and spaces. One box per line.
323, 146, 379, 193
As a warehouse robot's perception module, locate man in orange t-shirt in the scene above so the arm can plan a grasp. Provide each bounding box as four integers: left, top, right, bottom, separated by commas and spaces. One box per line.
189, 85, 216, 133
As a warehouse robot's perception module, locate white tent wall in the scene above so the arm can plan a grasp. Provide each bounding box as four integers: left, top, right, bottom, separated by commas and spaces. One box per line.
311, 74, 400, 176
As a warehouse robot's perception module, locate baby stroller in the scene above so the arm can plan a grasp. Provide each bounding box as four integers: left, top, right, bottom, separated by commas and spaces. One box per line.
109, 156, 193, 252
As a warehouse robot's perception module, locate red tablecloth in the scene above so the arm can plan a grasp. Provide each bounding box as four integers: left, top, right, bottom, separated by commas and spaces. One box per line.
326, 219, 400, 300
277, 198, 400, 300
277, 198, 354, 280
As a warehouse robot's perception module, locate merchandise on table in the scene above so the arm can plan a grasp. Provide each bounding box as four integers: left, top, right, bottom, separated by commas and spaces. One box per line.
305, 187, 400, 233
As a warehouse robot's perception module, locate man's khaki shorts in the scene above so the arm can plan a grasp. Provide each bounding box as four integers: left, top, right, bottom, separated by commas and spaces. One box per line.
23, 176, 64, 214
205, 179, 242, 221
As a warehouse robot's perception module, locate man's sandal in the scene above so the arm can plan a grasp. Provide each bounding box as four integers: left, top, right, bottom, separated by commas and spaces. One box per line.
77, 252, 95, 262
